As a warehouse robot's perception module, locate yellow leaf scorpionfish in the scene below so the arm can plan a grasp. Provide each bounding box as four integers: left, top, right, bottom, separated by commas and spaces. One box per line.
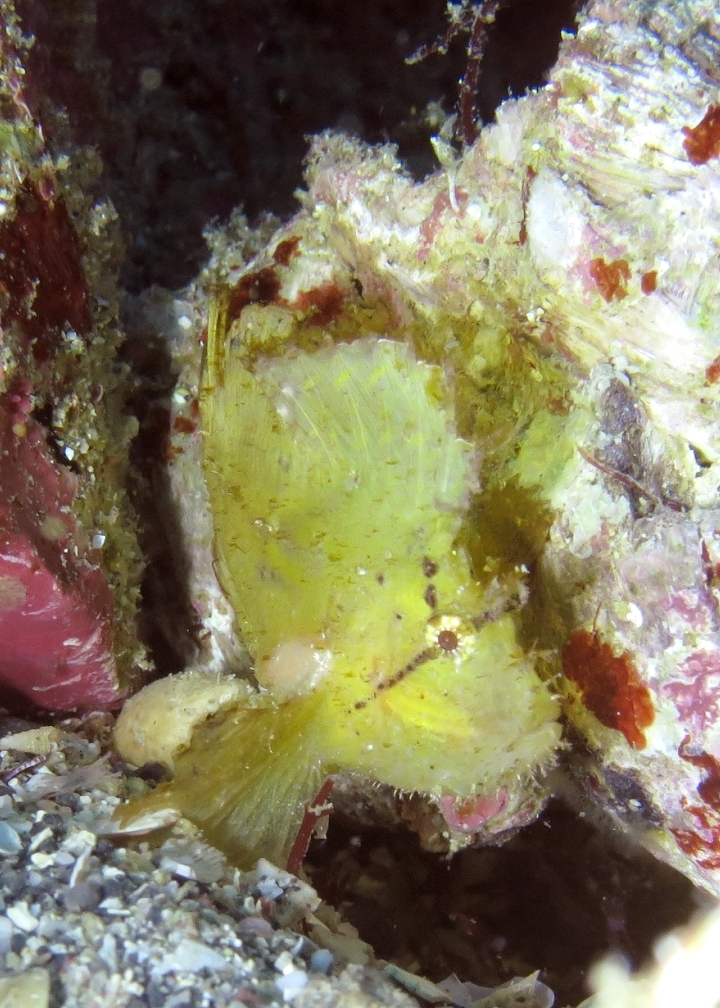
115, 243, 562, 869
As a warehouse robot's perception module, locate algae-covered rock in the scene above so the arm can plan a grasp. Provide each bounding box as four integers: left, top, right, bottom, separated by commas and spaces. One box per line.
0, 0, 146, 709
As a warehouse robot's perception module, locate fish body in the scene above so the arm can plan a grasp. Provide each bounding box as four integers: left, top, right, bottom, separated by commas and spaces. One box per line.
118, 318, 559, 867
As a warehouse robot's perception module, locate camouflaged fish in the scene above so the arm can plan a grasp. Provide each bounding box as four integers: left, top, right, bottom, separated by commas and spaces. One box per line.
116, 302, 559, 868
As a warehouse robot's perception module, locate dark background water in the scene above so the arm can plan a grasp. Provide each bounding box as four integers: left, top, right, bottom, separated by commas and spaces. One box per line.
89, 0, 578, 289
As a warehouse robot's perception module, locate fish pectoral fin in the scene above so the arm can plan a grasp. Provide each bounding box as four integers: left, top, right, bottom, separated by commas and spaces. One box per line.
117, 695, 325, 871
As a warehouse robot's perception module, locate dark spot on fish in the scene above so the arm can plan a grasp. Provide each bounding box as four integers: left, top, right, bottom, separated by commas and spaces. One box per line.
422, 556, 439, 578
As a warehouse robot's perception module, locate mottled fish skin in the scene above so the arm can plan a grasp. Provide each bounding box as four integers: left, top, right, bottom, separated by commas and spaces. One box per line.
118, 333, 559, 868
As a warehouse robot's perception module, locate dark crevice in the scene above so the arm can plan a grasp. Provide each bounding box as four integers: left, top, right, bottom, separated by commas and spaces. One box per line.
91, 0, 579, 290
305, 799, 699, 1008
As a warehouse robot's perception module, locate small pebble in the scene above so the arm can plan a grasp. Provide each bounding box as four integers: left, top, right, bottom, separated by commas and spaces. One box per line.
6, 901, 38, 932
0, 914, 13, 953
310, 948, 334, 973
62, 881, 102, 913
164, 992, 193, 1008
0, 967, 50, 1008
276, 969, 308, 1001
0, 821, 21, 855
154, 937, 229, 976
237, 916, 275, 940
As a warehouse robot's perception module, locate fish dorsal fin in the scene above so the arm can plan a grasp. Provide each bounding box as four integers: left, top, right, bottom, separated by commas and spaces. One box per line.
202, 336, 474, 657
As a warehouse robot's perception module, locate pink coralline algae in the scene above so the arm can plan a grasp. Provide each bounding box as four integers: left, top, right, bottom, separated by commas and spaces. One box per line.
661, 652, 720, 735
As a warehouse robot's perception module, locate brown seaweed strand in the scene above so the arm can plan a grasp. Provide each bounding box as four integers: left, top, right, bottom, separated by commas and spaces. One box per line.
459, 1, 503, 145
406, 1, 506, 147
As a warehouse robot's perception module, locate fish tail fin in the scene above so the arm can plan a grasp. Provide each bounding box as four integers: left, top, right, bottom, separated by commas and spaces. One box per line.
118, 695, 324, 870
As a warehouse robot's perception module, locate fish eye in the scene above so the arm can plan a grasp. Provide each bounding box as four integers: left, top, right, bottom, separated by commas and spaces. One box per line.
426, 614, 476, 658
437, 628, 460, 652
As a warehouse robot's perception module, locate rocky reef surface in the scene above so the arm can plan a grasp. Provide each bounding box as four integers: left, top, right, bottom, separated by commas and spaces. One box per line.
0, 0, 145, 711
1, 0, 720, 1004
